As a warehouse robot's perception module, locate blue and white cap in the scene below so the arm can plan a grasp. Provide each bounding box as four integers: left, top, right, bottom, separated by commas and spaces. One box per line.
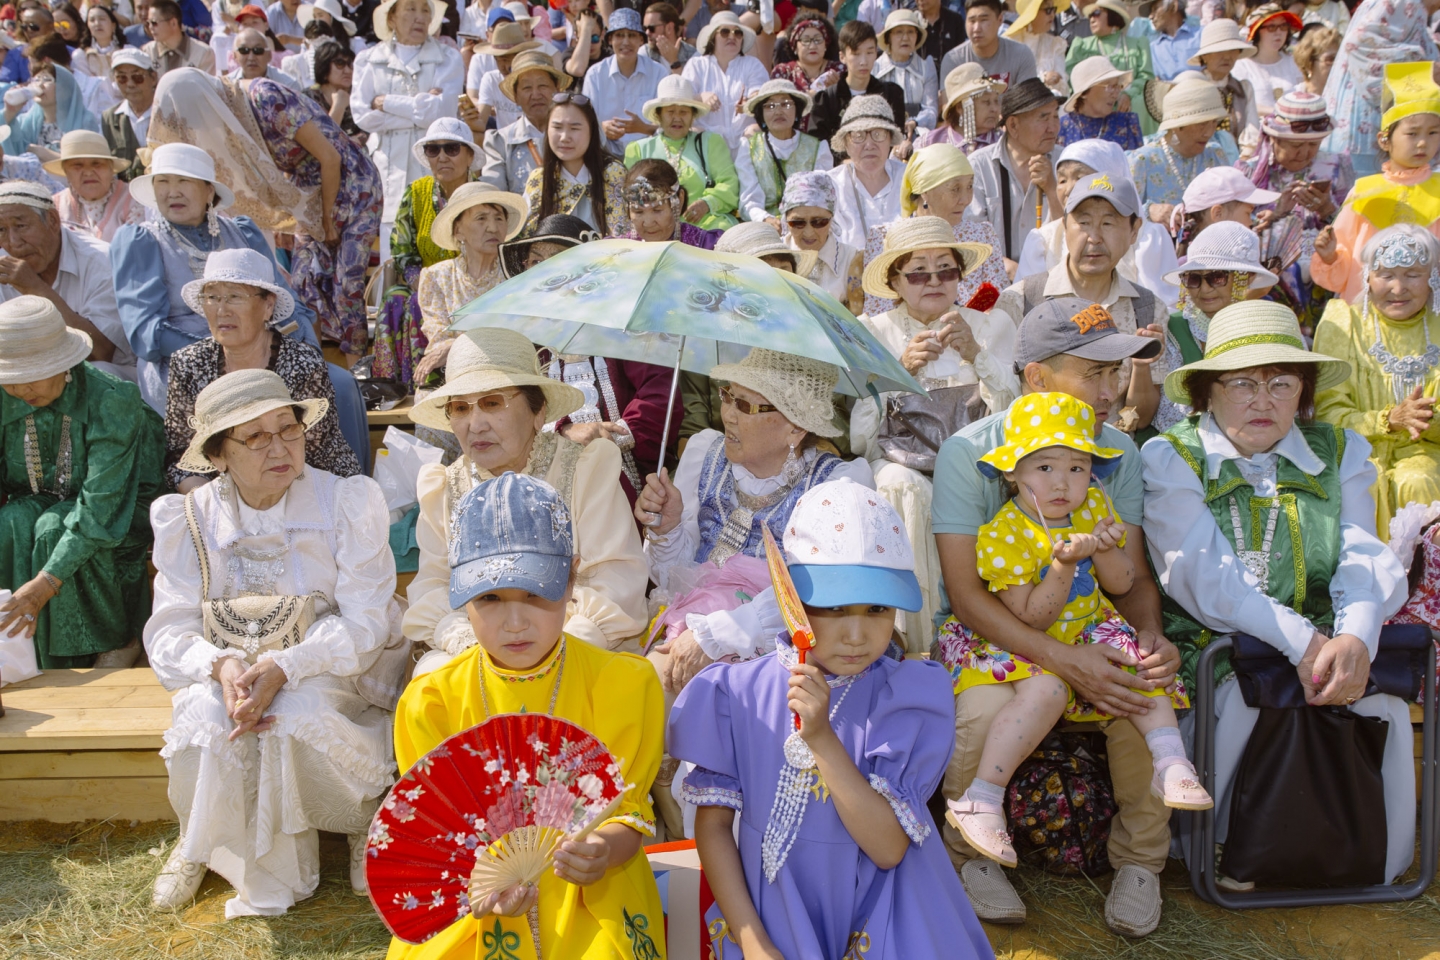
449, 474, 575, 607
783, 478, 922, 612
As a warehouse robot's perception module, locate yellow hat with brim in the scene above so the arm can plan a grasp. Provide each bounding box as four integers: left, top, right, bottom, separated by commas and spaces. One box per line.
977, 392, 1123, 479
861, 215, 990, 300
1381, 61, 1440, 131
1006, 0, 1071, 38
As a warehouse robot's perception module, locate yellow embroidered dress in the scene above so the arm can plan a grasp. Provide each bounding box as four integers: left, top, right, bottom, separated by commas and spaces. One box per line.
385, 637, 666, 960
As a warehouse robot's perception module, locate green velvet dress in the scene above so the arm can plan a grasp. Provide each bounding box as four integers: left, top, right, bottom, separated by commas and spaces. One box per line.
0, 363, 166, 667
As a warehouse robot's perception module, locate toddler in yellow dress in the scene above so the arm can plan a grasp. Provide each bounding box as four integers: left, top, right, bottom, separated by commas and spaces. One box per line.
943, 393, 1211, 868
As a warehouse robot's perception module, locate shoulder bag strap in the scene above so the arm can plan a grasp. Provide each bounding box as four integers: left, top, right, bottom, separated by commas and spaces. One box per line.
690, 133, 715, 188
182, 491, 212, 602
995, 158, 1014, 260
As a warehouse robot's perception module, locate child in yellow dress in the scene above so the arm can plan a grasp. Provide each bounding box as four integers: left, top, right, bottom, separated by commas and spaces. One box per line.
943, 393, 1210, 869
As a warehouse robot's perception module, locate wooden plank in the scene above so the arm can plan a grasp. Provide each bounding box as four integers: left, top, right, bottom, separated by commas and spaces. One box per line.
0, 707, 172, 752
0, 684, 173, 710
0, 777, 175, 822
2, 668, 161, 689
366, 399, 415, 427
0, 749, 165, 780
1412, 703, 1425, 724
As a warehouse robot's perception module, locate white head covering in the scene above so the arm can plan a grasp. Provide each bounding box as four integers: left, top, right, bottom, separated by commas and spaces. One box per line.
1056, 138, 1129, 182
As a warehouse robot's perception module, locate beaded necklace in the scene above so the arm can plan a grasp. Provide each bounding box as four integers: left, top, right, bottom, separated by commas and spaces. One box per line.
1367, 305, 1440, 404
476, 637, 567, 720
23, 414, 72, 498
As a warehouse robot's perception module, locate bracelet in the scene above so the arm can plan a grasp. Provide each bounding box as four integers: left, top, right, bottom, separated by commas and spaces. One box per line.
40, 571, 60, 594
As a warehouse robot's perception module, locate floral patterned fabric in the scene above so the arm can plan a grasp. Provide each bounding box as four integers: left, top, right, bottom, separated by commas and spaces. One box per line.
1057, 111, 1143, 151
521, 161, 631, 237
1004, 732, 1118, 876
1391, 531, 1440, 703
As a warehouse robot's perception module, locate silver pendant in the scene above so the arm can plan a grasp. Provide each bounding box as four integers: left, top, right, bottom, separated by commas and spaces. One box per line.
1238, 549, 1270, 591
783, 731, 814, 770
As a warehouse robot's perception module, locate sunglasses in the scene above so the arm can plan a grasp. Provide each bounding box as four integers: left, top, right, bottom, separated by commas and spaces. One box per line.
643, 21, 660, 31
715, 26, 743, 38
1273, 116, 1330, 133
235, 45, 268, 55
900, 266, 962, 286
1181, 270, 1232, 289
786, 215, 831, 230
552, 91, 591, 106
18, 21, 42, 31
719, 385, 778, 415
423, 142, 468, 157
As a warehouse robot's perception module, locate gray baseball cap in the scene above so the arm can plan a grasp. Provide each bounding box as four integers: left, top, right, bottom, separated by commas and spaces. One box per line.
1014, 297, 1163, 368
449, 473, 575, 607
1064, 171, 1141, 218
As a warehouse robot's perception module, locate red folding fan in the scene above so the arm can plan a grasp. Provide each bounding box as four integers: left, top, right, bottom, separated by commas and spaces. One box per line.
965, 282, 1000, 313
364, 713, 629, 944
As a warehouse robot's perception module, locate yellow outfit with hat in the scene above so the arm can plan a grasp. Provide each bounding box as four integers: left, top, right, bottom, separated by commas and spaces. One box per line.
1313, 62, 1440, 303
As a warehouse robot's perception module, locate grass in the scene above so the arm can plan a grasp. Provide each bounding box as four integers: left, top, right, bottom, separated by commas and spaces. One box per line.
3, 821, 1440, 959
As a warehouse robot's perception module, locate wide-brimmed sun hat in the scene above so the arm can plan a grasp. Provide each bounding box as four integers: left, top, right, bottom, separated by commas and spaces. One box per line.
177, 368, 329, 474
0, 295, 90, 385
1064, 55, 1132, 113
1162, 300, 1349, 405
500, 49, 572, 100
745, 77, 812, 120
642, 74, 710, 125
411, 116, 483, 170
300, 0, 357, 35
410, 330, 583, 431
1007, 0, 1070, 37
1262, 89, 1331, 140
978, 392, 1123, 479
708, 347, 842, 437
1157, 79, 1227, 131
1244, 2, 1301, 41
470, 19, 539, 56
1081, 0, 1130, 27
130, 142, 235, 212
1142, 70, 1206, 123
861, 215, 990, 300
696, 10, 754, 55
42, 129, 128, 176
373, 0, 445, 41
1163, 221, 1278, 290
942, 62, 1006, 124
716, 221, 800, 268
879, 9, 926, 52
499, 213, 599, 278
180, 247, 297, 319
831, 93, 903, 154
1187, 18, 1256, 66
430, 182, 529, 251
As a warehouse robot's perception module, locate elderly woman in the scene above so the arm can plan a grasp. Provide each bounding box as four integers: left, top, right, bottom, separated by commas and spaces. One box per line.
781, 170, 864, 315
919, 64, 1005, 153
45, 129, 141, 242
827, 94, 907, 251
404, 330, 648, 675
1314, 226, 1440, 534
0, 296, 164, 669
164, 249, 361, 492
1142, 300, 1414, 885
525, 93, 628, 236
373, 118, 482, 389
1065, 0, 1155, 133
853, 217, 1017, 649
623, 159, 720, 248
1129, 80, 1231, 230
110, 143, 319, 414
351, 0, 463, 248
1059, 55, 1142, 150
624, 75, 740, 232
736, 78, 833, 226
1238, 90, 1352, 242
413, 183, 527, 383
860, 143, 1009, 316
680, 10, 768, 154
144, 369, 397, 915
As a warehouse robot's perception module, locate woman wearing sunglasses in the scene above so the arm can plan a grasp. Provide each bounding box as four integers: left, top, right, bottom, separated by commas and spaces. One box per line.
680, 10, 768, 154
522, 90, 629, 236
779, 170, 864, 314
852, 216, 1017, 650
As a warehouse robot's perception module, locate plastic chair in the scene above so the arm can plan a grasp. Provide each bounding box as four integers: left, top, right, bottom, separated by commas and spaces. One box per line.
1188, 632, 1439, 908
326, 362, 371, 469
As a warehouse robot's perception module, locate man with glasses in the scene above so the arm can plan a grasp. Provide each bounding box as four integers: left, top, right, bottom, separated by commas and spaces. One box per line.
101, 49, 155, 182
0, 2, 45, 93
141, 0, 216, 77
583, 7, 664, 154
641, 2, 695, 73
224, 27, 303, 88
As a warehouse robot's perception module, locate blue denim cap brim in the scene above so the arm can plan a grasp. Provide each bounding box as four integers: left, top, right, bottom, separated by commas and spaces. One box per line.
788, 563, 923, 613
450, 551, 572, 608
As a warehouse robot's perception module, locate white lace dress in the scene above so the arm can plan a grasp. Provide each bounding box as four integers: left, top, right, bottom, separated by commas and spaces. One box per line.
143, 470, 398, 919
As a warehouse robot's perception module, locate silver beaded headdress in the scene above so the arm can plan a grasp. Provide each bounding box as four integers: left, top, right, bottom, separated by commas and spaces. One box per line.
624, 175, 679, 210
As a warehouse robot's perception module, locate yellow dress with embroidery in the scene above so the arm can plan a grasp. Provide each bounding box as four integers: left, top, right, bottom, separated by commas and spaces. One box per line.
940, 490, 1189, 722
385, 637, 667, 960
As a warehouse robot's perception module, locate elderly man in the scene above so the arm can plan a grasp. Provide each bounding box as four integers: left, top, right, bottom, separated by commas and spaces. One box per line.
143, 0, 216, 76
995, 172, 1168, 431
479, 49, 562, 192
0, 182, 133, 381
226, 27, 302, 88
101, 49, 155, 182
932, 297, 1176, 938
967, 77, 1062, 264
583, 6, 664, 154
47, 131, 142, 242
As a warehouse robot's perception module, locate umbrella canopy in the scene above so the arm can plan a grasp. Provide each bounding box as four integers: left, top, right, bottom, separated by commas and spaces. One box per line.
449, 239, 925, 398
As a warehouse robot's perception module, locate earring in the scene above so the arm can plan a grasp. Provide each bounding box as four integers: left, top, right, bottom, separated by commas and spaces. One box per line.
207, 206, 220, 238
780, 442, 804, 486
215, 470, 232, 500
64, 371, 72, 383
1231, 271, 1249, 304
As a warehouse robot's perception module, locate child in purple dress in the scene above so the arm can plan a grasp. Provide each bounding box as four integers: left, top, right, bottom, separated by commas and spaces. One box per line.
667, 478, 994, 960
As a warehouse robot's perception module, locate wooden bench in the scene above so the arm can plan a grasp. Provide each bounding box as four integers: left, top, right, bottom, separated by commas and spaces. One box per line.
0, 669, 174, 823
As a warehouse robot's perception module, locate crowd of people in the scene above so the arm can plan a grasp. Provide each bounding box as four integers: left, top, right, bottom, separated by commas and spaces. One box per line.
0, 0, 1438, 954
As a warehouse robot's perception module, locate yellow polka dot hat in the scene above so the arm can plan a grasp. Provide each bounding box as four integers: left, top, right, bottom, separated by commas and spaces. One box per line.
977, 392, 1124, 479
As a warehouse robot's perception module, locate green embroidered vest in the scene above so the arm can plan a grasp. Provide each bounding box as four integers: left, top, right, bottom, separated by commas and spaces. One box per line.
1167, 311, 1204, 366
1158, 415, 1346, 692
746, 132, 821, 216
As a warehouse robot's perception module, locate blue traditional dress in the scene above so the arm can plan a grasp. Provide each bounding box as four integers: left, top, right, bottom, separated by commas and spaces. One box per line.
668, 638, 995, 960
1128, 135, 1230, 218
1058, 110, 1142, 150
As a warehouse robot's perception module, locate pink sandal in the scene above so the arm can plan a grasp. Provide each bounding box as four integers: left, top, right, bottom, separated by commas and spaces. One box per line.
1151, 762, 1214, 811
946, 798, 1018, 868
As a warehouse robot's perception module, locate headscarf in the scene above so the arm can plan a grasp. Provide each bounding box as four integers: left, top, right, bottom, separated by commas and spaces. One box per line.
1056, 138, 1129, 182
899, 144, 973, 216
1, 66, 98, 156
146, 68, 323, 236
780, 170, 836, 215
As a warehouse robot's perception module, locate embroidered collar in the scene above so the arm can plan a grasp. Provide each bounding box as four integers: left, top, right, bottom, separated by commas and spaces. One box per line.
1196, 412, 1324, 481
483, 633, 565, 681
207, 469, 337, 550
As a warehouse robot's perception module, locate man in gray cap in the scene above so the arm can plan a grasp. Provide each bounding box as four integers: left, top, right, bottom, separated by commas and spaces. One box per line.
995, 171, 1169, 432
931, 296, 1179, 939
965, 76, 1062, 264
102, 48, 158, 182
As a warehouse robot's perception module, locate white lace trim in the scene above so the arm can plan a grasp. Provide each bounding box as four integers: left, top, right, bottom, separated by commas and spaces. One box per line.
161, 719, 247, 773
868, 774, 930, 846
680, 780, 744, 812
259, 714, 395, 791
603, 812, 657, 838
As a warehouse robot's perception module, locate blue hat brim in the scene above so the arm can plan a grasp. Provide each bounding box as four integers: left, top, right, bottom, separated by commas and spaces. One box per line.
450, 552, 571, 608
789, 563, 923, 613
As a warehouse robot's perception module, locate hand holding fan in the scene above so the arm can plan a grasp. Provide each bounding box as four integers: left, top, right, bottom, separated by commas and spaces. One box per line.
364, 713, 628, 944
763, 525, 813, 729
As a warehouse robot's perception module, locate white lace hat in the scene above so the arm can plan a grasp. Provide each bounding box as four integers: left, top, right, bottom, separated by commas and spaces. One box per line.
708, 347, 842, 438
0, 295, 90, 385
409, 329, 584, 431
177, 368, 329, 474
180, 247, 297, 320
1163, 221, 1278, 290
130, 142, 235, 212
642, 74, 710, 125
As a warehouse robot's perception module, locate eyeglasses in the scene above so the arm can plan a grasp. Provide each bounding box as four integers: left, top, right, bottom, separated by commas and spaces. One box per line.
643, 21, 661, 31
113, 70, 148, 84
552, 91, 590, 106
719, 385, 778, 415
847, 128, 892, 144
423, 141, 468, 157
715, 26, 743, 38
1181, 270, 1232, 290
900, 266, 962, 286
199, 291, 264, 308
54, 19, 73, 29
144, 17, 170, 26
1215, 375, 1302, 405
225, 421, 307, 450
762, 98, 793, 111
1039, 4, 1055, 12
235, 45, 268, 55
443, 389, 524, 420
18, 21, 42, 31
794, 33, 825, 45
785, 215, 831, 230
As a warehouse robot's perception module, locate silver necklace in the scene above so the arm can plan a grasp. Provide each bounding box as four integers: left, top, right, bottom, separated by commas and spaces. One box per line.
1228, 494, 1279, 592
1367, 306, 1440, 404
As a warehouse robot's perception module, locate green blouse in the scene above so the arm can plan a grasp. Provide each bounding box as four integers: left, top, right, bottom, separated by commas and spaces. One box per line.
624, 131, 741, 231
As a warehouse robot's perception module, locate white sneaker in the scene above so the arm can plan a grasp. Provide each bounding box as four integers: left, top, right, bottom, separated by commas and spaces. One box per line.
152, 843, 206, 910
349, 833, 368, 895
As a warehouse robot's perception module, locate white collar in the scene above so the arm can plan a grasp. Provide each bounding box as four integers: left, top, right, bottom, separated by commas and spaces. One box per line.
117, 100, 151, 121
561, 165, 592, 184
1196, 412, 1324, 481
1043, 261, 1136, 305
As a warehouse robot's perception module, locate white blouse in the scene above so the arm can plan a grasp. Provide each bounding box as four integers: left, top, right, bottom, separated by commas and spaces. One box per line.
826, 158, 907, 252
681, 54, 770, 154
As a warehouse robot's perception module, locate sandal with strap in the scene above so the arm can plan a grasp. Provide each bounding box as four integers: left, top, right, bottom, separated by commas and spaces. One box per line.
946, 797, 1017, 868
1151, 762, 1214, 811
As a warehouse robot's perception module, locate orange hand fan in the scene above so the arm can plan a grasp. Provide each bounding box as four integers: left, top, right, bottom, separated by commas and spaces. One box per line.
763, 525, 813, 729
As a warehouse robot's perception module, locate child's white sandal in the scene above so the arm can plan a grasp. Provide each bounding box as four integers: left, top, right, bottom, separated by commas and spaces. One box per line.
1150, 762, 1214, 811
945, 798, 1018, 868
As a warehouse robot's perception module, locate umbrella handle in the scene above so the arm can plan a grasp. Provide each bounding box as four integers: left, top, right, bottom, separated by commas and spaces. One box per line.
655, 335, 686, 477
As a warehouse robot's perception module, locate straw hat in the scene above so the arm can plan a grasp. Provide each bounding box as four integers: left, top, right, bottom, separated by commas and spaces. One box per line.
1157, 80, 1227, 131
695, 10, 754, 55
642, 74, 710, 125
42, 129, 127, 176
299, 0, 356, 35
861, 216, 991, 300
716, 221, 799, 268
1244, 2, 1301, 41
977, 392, 1122, 478
372, 0, 445, 41
500, 49, 572, 100
1006, 0, 1070, 37
409, 330, 584, 431
1162, 221, 1278, 290
0, 296, 90, 385
708, 347, 842, 437
830, 93, 903, 154
1162, 301, 1349, 405
130, 143, 235, 212
180, 247, 297, 319
878, 9, 926, 53
1064, 56, 1133, 113
430, 182, 529, 251
1081, 0, 1131, 27
1187, 18, 1256, 66
941, 62, 1006, 123
745, 77, 812, 120
411, 117, 483, 170
470, 20, 539, 56
176, 369, 329, 474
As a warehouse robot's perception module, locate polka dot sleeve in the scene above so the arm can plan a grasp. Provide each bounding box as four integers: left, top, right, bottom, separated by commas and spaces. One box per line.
975, 501, 1051, 592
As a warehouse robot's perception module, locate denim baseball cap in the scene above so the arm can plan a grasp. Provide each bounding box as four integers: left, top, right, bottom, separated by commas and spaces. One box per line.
449, 473, 574, 607
783, 479, 922, 612
1014, 297, 1162, 368
486, 6, 515, 28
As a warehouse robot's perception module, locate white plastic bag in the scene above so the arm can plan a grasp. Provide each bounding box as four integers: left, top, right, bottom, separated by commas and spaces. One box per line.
373, 426, 444, 514
0, 590, 39, 687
